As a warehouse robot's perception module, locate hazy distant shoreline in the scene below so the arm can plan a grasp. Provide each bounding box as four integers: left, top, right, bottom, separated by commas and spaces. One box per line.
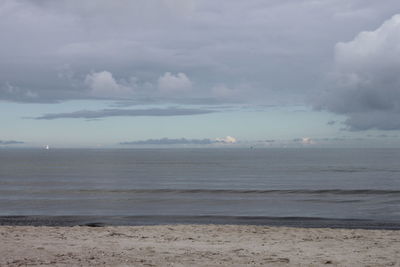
1, 215, 399, 230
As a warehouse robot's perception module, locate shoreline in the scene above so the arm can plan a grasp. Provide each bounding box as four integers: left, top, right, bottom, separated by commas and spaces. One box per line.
1, 224, 399, 266
1, 215, 400, 230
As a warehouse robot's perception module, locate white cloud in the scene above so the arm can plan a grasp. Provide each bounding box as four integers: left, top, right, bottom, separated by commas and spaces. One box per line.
215, 136, 237, 144
301, 137, 314, 145
335, 14, 400, 72
293, 137, 315, 145
85, 71, 133, 98
157, 72, 192, 95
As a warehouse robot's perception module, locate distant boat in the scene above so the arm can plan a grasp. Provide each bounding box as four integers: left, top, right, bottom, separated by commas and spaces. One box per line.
45, 145, 50, 150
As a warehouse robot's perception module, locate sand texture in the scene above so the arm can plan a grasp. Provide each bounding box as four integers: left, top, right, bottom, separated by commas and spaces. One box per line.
0, 225, 399, 266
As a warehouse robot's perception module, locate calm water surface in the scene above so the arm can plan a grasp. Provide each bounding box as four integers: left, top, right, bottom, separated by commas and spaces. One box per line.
0, 148, 399, 221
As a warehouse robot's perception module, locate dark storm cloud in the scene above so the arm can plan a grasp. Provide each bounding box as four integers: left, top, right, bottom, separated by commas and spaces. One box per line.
0, 140, 24, 145
2, 0, 400, 104
33, 108, 216, 120
315, 14, 400, 131
343, 112, 400, 131
120, 138, 214, 145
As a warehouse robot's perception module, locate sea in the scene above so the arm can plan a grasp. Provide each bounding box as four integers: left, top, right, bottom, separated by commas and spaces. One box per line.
1, 148, 400, 228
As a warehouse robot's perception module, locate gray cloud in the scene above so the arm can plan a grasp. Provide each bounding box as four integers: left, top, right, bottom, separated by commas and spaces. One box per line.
0, 140, 24, 145
0, 83, 40, 103
316, 14, 400, 131
2, 0, 400, 104
33, 107, 215, 120
368, 134, 398, 138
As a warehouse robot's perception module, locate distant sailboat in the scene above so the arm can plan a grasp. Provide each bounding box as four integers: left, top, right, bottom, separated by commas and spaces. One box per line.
45, 145, 50, 150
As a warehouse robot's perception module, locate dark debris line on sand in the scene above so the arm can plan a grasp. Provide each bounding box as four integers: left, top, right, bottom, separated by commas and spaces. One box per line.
0, 215, 400, 229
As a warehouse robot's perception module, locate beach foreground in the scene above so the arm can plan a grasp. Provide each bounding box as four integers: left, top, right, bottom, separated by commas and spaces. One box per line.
0, 225, 399, 266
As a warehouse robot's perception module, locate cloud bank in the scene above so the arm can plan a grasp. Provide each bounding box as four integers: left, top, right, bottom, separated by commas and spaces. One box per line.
120, 138, 213, 145
0, 140, 24, 145
120, 136, 237, 145
34, 108, 215, 120
2, 0, 399, 105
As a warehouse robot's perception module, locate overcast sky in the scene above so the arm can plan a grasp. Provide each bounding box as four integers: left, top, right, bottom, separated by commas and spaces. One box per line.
1, 0, 400, 148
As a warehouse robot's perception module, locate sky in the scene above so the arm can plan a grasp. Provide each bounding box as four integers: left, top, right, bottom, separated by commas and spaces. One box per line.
1, 0, 400, 148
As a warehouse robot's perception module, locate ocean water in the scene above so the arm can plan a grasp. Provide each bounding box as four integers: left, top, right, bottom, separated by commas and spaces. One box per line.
0, 148, 400, 224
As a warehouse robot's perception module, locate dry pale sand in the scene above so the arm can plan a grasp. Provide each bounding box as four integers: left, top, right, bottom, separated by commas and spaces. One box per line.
0, 225, 399, 266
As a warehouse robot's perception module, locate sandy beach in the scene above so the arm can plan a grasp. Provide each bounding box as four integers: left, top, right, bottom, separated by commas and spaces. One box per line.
0, 225, 399, 266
